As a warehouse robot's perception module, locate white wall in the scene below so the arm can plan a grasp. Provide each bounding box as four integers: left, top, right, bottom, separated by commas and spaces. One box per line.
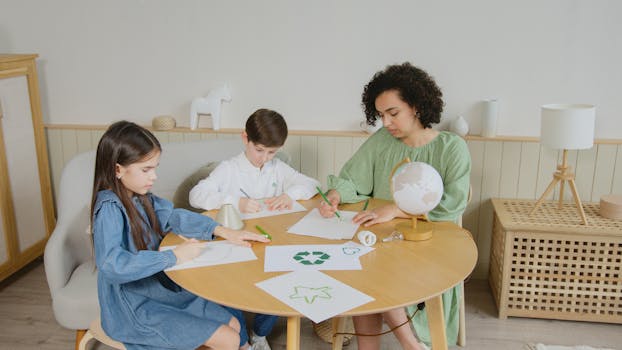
1, 0, 620, 138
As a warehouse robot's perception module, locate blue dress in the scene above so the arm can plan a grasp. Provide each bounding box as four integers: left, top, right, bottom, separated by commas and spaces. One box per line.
93, 190, 234, 350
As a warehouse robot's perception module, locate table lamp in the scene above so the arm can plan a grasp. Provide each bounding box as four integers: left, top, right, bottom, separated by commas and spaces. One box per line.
529, 104, 595, 225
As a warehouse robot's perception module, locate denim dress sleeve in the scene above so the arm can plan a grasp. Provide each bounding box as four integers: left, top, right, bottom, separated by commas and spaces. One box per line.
93, 198, 177, 285
151, 194, 220, 240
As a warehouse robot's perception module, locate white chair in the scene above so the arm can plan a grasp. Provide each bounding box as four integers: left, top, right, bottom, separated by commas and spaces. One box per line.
44, 151, 99, 350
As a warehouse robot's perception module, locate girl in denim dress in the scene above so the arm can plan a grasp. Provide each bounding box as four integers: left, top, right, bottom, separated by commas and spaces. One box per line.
91, 121, 269, 350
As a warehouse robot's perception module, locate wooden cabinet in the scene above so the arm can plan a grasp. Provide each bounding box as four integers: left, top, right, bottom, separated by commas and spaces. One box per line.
489, 198, 622, 324
0, 54, 55, 281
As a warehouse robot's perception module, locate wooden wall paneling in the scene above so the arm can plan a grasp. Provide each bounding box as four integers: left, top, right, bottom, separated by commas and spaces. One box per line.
42, 125, 622, 282
498, 142, 521, 198
574, 147, 597, 202
75, 130, 92, 154
534, 145, 558, 201
463, 140, 484, 246
282, 135, 302, 172
199, 133, 218, 140
516, 142, 540, 199
182, 132, 201, 143
316, 136, 335, 188
167, 132, 184, 143
217, 133, 236, 140
59, 129, 79, 167
591, 144, 617, 201
475, 141, 503, 278
45, 129, 63, 202
333, 137, 353, 179
91, 129, 104, 148
153, 131, 169, 143
299, 136, 318, 183
612, 145, 622, 194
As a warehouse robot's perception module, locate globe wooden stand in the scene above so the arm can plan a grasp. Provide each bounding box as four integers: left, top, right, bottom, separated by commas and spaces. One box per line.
397, 214, 434, 241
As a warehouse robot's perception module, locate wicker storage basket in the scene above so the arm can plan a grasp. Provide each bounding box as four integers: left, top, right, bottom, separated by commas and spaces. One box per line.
489, 199, 622, 324
152, 115, 176, 131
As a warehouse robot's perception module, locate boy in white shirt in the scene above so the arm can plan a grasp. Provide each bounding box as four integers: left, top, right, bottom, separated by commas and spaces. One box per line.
189, 108, 319, 214
189, 108, 319, 350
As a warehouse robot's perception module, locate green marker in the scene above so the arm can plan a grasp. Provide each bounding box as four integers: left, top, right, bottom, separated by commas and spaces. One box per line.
255, 225, 272, 240
316, 186, 341, 219
363, 199, 369, 211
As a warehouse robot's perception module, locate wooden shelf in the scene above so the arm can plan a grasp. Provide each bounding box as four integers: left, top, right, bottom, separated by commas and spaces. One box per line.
44, 124, 622, 144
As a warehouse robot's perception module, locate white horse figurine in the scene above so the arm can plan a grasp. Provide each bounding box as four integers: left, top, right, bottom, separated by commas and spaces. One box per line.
189, 85, 232, 130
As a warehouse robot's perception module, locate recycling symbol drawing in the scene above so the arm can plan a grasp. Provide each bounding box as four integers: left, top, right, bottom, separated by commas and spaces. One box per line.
293, 251, 331, 265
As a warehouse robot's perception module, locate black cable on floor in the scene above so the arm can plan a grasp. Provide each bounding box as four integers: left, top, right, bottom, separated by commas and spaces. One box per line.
332, 302, 425, 339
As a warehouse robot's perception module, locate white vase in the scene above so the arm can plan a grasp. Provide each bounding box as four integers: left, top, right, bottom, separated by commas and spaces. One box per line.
450, 115, 469, 137
482, 99, 498, 137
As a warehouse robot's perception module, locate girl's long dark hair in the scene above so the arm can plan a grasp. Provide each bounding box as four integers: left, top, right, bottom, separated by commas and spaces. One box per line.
90, 121, 163, 251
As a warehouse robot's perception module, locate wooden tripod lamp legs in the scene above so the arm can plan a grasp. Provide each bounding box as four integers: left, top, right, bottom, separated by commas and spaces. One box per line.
529, 149, 588, 225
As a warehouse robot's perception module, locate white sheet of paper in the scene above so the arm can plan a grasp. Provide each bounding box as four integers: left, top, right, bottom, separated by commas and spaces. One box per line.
161, 241, 257, 271
255, 270, 374, 323
287, 208, 360, 239
264, 244, 362, 272
239, 200, 307, 220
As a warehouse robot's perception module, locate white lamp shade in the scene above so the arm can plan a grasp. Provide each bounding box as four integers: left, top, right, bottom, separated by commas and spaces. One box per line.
540, 104, 595, 150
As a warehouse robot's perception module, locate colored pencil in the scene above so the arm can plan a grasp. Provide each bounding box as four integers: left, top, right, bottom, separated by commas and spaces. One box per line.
255, 225, 272, 240
316, 186, 341, 219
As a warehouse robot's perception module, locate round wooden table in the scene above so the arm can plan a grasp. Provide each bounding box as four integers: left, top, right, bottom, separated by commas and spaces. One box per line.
163, 197, 477, 350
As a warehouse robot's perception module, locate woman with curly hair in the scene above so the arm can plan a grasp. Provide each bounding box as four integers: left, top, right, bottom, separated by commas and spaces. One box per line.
318, 62, 471, 349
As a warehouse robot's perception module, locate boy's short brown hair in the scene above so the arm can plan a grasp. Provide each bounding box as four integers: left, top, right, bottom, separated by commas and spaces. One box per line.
245, 108, 288, 147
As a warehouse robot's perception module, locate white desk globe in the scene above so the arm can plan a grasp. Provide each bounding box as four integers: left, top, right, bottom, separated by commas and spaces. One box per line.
391, 159, 443, 241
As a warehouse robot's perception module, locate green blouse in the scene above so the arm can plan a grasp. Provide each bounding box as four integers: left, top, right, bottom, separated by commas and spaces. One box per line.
328, 128, 471, 222
327, 128, 471, 346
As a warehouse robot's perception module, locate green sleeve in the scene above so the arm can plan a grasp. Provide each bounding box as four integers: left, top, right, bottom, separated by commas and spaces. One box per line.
428, 136, 471, 222
327, 135, 378, 203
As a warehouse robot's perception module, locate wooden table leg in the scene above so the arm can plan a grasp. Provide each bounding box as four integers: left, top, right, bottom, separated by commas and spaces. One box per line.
331, 317, 346, 350
286, 316, 301, 350
426, 294, 448, 350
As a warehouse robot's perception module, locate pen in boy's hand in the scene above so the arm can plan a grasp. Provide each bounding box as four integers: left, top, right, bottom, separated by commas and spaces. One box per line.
255, 225, 272, 240
363, 199, 369, 211
316, 186, 341, 219
240, 188, 251, 198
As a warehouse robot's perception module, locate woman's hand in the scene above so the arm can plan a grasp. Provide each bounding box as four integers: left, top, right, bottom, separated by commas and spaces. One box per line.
318, 190, 341, 218
264, 194, 293, 211
172, 238, 205, 265
239, 198, 261, 213
353, 203, 403, 227
214, 226, 270, 247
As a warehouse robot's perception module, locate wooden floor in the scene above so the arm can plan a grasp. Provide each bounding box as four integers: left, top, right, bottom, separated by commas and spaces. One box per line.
1, 258, 620, 350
